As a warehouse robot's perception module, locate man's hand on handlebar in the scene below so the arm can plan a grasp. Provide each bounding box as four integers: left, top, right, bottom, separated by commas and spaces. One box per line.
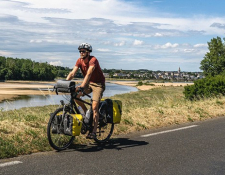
76, 86, 85, 95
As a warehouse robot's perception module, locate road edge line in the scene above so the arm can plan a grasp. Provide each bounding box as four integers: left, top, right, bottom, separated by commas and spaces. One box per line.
0, 161, 23, 168
141, 125, 198, 137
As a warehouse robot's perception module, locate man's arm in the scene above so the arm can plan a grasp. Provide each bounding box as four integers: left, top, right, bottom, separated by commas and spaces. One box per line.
80, 65, 95, 87
66, 66, 79, 80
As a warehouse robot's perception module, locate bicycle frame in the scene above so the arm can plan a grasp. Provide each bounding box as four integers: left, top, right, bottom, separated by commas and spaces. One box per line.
61, 90, 94, 134
70, 91, 92, 112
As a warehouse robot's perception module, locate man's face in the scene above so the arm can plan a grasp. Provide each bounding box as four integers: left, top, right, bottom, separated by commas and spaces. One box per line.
79, 49, 89, 59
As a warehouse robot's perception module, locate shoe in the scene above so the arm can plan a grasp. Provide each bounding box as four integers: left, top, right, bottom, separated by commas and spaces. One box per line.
86, 132, 96, 139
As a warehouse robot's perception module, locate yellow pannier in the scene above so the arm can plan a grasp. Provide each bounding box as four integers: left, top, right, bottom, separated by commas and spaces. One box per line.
71, 114, 83, 136
112, 100, 122, 124
101, 99, 122, 124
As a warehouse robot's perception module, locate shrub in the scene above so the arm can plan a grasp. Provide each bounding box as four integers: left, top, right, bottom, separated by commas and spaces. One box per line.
137, 81, 143, 86
184, 75, 225, 100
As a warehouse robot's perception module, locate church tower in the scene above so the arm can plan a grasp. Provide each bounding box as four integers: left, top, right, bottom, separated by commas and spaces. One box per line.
178, 67, 181, 74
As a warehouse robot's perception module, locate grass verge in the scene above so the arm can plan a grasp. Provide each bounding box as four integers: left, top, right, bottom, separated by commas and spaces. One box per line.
1, 86, 225, 159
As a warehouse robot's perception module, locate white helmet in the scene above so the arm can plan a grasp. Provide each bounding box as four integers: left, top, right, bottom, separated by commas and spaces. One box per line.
78, 43, 92, 52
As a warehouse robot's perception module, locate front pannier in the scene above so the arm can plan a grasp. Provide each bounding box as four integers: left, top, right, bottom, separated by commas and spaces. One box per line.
64, 114, 83, 136
54, 80, 75, 93
51, 112, 63, 134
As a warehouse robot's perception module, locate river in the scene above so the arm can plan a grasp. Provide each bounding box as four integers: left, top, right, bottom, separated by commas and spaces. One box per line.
0, 82, 138, 111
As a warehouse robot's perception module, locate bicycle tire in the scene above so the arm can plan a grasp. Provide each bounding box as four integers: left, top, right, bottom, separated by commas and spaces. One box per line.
47, 107, 75, 151
94, 123, 114, 143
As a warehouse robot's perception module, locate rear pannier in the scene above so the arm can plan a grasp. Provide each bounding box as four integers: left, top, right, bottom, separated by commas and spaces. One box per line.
102, 99, 122, 124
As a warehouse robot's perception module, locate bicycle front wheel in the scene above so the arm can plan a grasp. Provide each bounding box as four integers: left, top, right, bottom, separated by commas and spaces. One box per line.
94, 123, 114, 143
47, 107, 75, 151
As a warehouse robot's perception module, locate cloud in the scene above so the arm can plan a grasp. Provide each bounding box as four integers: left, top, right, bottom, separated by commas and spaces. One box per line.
96, 48, 110, 52
114, 41, 126, 46
155, 43, 179, 49
49, 61, 63, 66
210, 23, 225, 29
30, 39, 43, 43
184, 49, 196, 53
154, 33, 163, 37
194, 44, 208, 48
0, 50, 13, 56
133, 39, 143, 46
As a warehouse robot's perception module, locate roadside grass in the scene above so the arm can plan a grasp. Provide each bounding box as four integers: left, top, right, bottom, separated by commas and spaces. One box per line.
1, 86, 225, 159
111, 86, 225, 134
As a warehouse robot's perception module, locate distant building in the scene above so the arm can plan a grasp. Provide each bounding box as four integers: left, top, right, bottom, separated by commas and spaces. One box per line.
103, 73, 109, 78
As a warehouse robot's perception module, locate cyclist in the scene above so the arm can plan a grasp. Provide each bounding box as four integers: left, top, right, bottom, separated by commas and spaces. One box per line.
66, 43, 105, 139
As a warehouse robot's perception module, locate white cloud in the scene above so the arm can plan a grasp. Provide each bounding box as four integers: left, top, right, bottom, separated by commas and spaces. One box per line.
0, 50, 12, 56
114, 41, 126, 46
49, 61, 63, 66
96, 48, 110, 52
30, 39, 43, 43
155, 42, 179, 49
184, 49, 196, 53
194, 44, 208, 48
154, 33, 163, 37
163, 43, 179, 48
133, 39, 143, 46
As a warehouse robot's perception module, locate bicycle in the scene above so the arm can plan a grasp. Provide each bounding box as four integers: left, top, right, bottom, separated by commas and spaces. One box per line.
47, 80, 120, 151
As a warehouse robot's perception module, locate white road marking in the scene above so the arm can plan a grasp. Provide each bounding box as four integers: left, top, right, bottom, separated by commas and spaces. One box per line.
141, 125, 198, 137
0, 161, 22, 168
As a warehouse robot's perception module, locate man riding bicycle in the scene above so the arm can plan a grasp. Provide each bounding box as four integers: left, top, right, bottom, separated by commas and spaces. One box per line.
66, 43, 105, 139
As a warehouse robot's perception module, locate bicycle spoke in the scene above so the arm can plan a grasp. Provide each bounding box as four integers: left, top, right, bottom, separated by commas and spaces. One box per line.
95, 123, 114, 143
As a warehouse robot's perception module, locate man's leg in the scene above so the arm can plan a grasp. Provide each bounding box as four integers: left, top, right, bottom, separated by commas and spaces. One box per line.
75, 98, 87, 113
75, 86, 92, 114
92, 100, 99, 133
89, 83, 105, 135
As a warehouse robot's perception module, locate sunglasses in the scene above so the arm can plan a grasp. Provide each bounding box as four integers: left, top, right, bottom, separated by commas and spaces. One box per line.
79, 50, 88, 53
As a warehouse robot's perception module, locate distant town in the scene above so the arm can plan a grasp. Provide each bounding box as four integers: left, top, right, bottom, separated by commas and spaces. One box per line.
101, 67, 204, 81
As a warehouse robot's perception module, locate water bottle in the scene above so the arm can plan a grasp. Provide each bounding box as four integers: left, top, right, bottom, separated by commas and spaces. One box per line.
84, 109, 91, 124
78, 106, 85, 118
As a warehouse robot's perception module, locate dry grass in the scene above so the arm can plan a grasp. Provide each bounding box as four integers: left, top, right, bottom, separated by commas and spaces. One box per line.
1, 86, 225, 159
111, 86, 225, 134
0, 105, 57, 158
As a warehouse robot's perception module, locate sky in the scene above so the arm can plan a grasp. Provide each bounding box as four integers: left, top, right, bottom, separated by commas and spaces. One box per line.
0, 0, 225, 72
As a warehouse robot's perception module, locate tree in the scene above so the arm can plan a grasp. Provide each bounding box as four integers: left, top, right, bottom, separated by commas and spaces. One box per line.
200, 36, 225, 77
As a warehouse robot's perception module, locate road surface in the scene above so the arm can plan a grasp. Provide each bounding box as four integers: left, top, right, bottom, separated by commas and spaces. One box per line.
1, 117, 225, 175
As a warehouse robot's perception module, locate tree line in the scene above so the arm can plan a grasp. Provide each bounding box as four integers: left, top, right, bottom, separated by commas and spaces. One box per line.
0, 56, 72, 81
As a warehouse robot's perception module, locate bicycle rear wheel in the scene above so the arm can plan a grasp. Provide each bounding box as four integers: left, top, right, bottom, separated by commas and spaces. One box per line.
94, 123, 114, 143
47, 107, 75, 151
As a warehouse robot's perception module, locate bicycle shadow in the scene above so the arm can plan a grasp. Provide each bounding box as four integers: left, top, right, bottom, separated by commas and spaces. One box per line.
68, 138, 149, 152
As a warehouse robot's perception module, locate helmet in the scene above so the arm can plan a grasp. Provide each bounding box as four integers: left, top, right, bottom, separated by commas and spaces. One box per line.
78, 43, 92, 52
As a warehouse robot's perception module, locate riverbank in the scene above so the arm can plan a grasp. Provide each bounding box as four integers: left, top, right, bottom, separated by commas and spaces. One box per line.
0, 81, 55, 102
108, 81, 193, 90
0, 80, 193, 102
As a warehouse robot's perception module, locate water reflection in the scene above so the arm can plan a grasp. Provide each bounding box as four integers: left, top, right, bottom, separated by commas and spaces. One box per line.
0, 83, 137, 111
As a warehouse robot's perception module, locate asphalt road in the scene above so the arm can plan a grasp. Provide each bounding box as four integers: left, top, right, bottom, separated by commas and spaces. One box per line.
1, 117, 225, 175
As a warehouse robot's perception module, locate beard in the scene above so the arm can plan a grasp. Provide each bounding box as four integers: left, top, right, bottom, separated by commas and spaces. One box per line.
80, 53, 89, 59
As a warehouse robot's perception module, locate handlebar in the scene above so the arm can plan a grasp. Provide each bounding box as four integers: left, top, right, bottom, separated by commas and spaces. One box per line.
77, 87, 84, 93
